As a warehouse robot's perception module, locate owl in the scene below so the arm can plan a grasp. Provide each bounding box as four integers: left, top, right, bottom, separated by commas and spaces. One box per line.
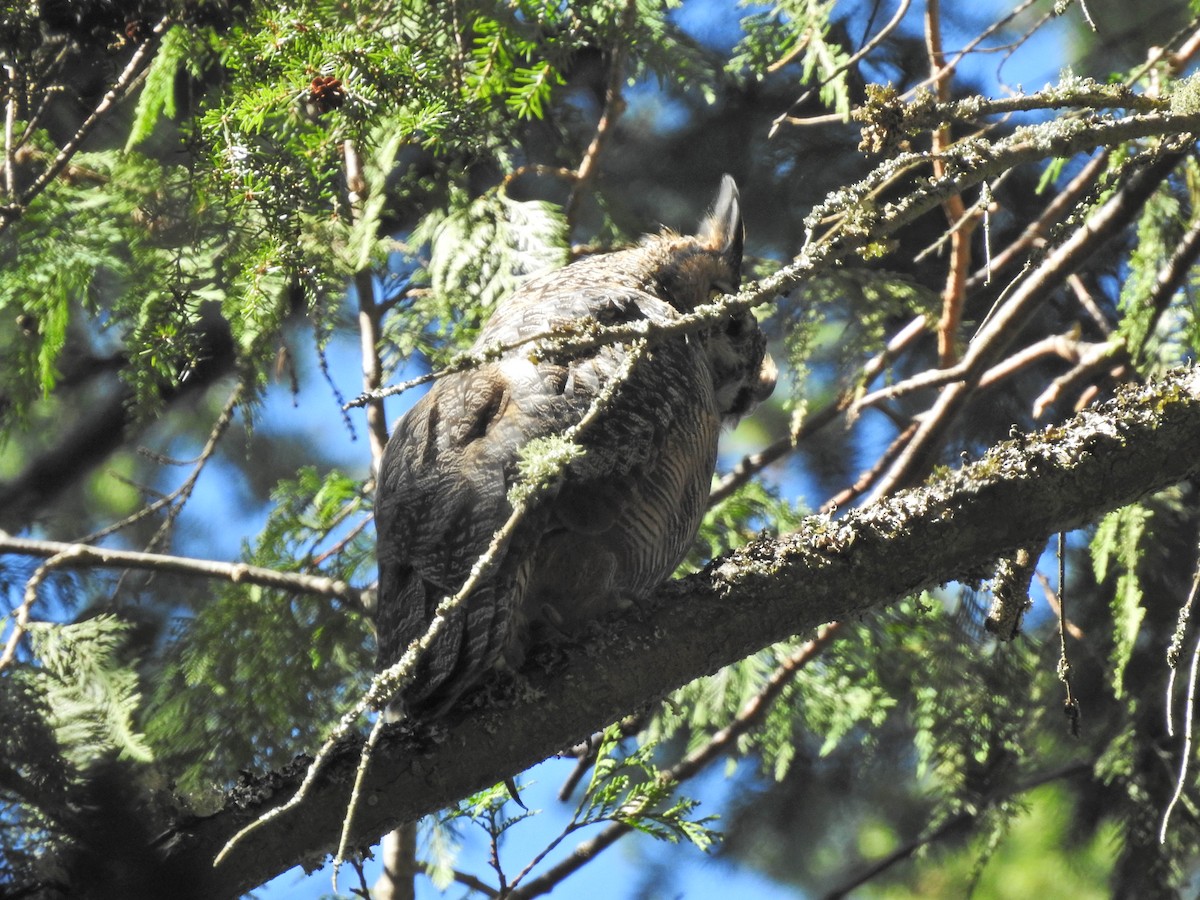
375, 176, 775, 717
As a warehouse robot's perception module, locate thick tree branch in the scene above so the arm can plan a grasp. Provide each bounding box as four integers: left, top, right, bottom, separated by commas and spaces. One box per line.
161, 366, 1200, 898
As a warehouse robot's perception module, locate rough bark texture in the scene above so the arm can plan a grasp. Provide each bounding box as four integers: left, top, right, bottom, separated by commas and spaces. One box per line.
167, 367, 1200, 898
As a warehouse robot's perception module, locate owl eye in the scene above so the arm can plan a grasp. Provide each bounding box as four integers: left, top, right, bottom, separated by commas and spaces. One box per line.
710, 281, 736, 299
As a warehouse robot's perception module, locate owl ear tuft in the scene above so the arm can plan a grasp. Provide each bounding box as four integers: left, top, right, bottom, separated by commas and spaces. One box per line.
698, 174, 744, 286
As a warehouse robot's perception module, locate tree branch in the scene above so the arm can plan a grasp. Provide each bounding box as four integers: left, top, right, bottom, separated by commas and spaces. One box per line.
0, 536, 362, 607
162, 366, 1200, 898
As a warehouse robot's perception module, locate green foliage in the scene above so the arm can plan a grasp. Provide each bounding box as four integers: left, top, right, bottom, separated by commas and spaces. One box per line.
413, 188, 570, 332
1118, 184, 1187, 369
7, 0, 1200, 895
861, 785, 1115, 898
434, 728, 716, 889
126, 24, 191, 149
1091, 504, 1151, 699
579, 728, 719, 850
729, 0, 852, 117
25, 616, 153, 766
0, 149, 151, 416
143, 468, 373, 799
0, 615, 152, 884
468, 14, 566, 119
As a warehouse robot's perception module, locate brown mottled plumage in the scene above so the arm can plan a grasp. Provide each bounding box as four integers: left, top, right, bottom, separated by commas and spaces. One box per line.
375, 176, 775, 717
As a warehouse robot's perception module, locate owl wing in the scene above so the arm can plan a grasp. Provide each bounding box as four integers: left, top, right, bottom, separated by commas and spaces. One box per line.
375, 363, 514, 714
375, 283, 709, 714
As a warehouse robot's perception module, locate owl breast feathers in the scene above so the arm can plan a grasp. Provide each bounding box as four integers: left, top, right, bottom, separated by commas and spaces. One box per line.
375, 176, 776, 717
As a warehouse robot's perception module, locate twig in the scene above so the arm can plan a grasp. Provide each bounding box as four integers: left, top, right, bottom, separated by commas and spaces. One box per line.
964, 150, 1111, 295
0, 545, 86, 671
452, 868, 501, 897
1055, 532, 1080, 736
346, 287, 765, 409
1160, 628, 1200, 843
820, 421, 919, 515
1066, 273, 1113, 335
0, 534, 363, 646
564, 0, 636, 226
924, 0, 978, 368
0, 18, 170, 232
768, 0, 912, 134
77, 381, 246, 547
865, 145, 1189, 501
900, 0, 1042, 103
1029, 340, 1122, 419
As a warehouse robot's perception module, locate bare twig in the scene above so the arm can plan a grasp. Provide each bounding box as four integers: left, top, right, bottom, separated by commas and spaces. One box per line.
0, 536, 362, 672
902, 0, 1042, 102
1066, 273, 1113, 334
452, 868, 500, 898
1055, 532, 1080, 735
0, 535, 360, 600
964, 150, 1111, 295
865, 145, 1189, 501
0, 545, 87, 671
1029, 341, 1123, 419
77, 382, 246, 547
925, 0, 977, 368
820, 421, 920, 515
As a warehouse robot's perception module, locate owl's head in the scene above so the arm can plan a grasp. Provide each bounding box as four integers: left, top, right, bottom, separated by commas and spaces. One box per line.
630, 177, 775, 419
644, 174, 744, 311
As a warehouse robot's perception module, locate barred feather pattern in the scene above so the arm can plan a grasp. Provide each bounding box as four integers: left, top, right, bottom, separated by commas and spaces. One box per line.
375, 176, 775, 717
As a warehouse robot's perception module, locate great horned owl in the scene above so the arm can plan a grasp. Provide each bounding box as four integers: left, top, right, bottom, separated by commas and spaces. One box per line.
375, 176, 775, 717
